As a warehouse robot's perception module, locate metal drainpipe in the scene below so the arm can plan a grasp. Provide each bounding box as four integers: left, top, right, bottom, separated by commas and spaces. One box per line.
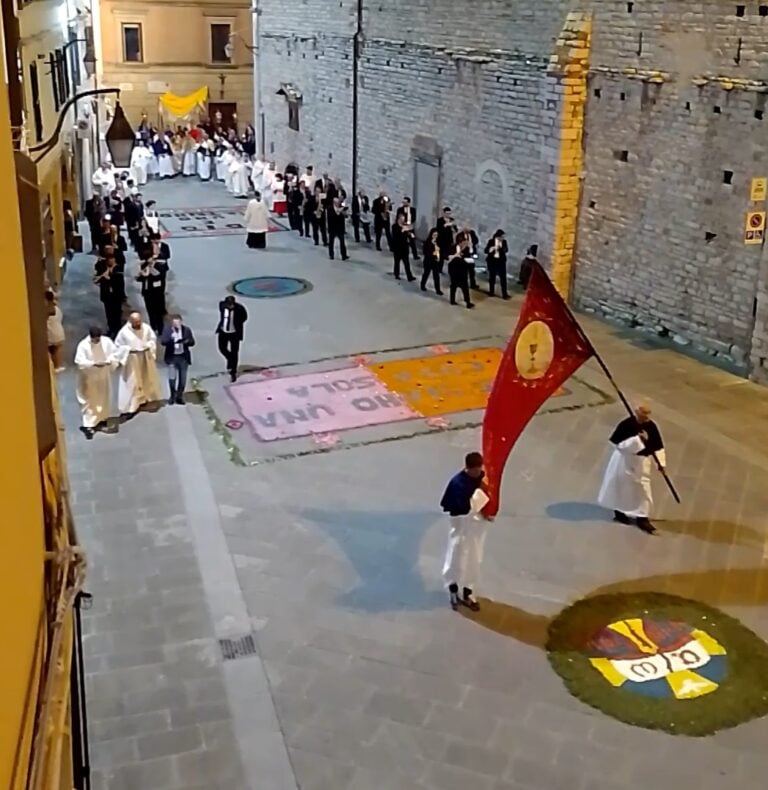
252, 0, 264, 159
352, 0, 363, 196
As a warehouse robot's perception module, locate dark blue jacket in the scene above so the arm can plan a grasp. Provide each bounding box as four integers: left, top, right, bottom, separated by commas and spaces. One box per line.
440, 471, 483, 517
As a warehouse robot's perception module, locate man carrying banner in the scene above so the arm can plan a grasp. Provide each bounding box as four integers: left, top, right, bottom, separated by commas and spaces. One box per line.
598, 403, 666, 534
440, 452, 492, 612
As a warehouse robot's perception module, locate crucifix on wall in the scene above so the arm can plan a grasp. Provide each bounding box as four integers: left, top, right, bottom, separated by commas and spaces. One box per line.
218, 74, 226, 99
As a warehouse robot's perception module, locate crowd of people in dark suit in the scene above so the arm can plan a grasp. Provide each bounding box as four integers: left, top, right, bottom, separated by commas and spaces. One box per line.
278, 166, 538, 310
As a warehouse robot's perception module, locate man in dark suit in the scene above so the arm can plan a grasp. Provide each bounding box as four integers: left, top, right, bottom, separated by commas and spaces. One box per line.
396, 197, 419, 260
216, 295, 248, 381
372, 192, 393, 251
391, 215, 415, 281
327, 197, 349, 261
84, 193, 104, 253
159, 314, 196, 404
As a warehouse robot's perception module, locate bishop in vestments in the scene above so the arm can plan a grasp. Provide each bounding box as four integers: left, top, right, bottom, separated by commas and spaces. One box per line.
115, 312, 163, 417
598, 402, 667, 534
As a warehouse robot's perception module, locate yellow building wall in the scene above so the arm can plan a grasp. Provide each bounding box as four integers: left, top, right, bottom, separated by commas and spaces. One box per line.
0, 28, 48, 790
99, 1, 253, 126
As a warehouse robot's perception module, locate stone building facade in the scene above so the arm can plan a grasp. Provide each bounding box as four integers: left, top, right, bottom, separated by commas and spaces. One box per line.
258, 0, 768, 384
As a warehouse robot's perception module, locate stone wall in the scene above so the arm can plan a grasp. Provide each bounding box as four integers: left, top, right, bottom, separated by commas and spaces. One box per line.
258, 0, 768, 383
576, 1, 768, 379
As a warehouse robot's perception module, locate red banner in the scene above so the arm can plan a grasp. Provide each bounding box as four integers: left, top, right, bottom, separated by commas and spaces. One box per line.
482, 262, 594, 516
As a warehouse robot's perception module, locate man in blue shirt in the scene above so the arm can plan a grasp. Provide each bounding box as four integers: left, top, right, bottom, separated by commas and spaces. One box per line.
440, 452, 492, 611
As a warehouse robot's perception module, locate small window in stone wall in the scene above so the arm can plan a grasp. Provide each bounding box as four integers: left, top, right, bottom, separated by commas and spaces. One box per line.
288, 100, 300, 132
736, 5, 746, 17
723, 170, 734, 184
760, 5, 768, 16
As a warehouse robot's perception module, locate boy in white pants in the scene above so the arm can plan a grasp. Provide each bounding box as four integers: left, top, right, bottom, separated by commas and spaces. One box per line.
440, 452, 492, 612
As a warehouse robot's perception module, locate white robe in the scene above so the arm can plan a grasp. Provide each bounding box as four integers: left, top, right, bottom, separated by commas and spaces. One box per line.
114, 323, 163, 414
197, 150, 212, 181
261, 167, 275, 205
182, 148, 197, 176
250, 159, 265, 192
146, 151, 159, 177
92, 168, 116, 197
145, 210, 160, 235
270, 177, 286, 211
223, 152, 236, 192
158, 151, 176, 179
244, 199, 269, 233
130, 148, 149, 186
75, 336, 119, 428
597, 436, 667, 518
231, 160, 250, 197
215, 150, 229, 181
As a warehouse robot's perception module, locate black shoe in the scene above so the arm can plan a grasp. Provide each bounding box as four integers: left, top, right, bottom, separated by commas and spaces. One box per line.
462, 588, 480, 612
613, 510, 632, 525
450, 300, 457, 305
502, 294, 511, 300
176, 396, 185, 405
394, 276, 401, 280
168, 397, 177, 406
407, 276, 416, 282
420, 285, 427, 292
413, 255, 420, 260
341, 256, 350, 261
80, 427, 95, 440
489, 291, 495, 298
466, 303, 475, 309
636, 517, 658, 535
448, 583, 460, 611
436, 290, 444, 295
230, 371, 237, 383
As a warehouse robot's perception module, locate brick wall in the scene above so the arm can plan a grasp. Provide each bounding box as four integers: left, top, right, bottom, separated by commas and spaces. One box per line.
576, 1, 768, 378
258, 0, 768, 382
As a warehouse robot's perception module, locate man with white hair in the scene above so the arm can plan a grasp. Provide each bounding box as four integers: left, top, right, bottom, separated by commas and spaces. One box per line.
598, 402, 667, 534
114, 311, 163, 417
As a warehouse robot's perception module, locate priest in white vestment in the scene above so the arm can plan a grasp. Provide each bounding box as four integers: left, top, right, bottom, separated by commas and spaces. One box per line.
182, 136, 197, 176
261, 162, 276, 206
598, 402, 667, 535
92, 163, 116, 197
130, 143, 150, 186
74, 326, 120, 439
114, 311, 163, 416
250, 157, 266, 192
197, 143, 212, 181
231, 153, 250, 198
244, 192, 270, 249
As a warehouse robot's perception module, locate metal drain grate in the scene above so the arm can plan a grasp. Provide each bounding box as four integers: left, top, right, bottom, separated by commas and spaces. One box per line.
219, 633, 258, 661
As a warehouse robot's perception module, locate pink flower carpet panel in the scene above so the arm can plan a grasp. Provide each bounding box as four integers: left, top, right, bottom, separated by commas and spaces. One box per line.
226, 366, 420, 441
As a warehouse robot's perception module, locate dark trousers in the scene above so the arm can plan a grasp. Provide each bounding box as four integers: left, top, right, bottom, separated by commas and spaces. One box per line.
328, 230, 348, 260
167, 357, 189, 400
103, 297, 123, 337
217, 333, 241, 375
393, 250, 413, 280
488, 260, 509, 297
375, 219, 392, 251
408, 234, 420, 259
353, 217, 371, 243
302, 214, 312, 237
467, 261, 478, 289
450, 280, 471, 306
288, 205, 302, 231
312, 215, 327, 246
420, 260, 442, 293
144, 293, 166, 335
89, 222, 100, 252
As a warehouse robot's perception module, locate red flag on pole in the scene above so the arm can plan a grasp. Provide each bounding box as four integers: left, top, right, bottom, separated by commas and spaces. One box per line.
482, 261, 595, 517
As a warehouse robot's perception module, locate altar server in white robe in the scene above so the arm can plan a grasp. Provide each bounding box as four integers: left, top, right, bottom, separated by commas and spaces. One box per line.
154, 135, 176, 179
182, 136, 197, 176
197, 142, 212, 182
92, 162, 116, 197
244, 192, 270, 249
250, 156, 266, 192
130, 142, 150, 186
215, 142, 230, 181
231, 152, 250, 198
261, 161, 276, 206
74, 326, 120, 439
115, 311, 163, 416
598, 402, 667, 535
222, 147, 236, 191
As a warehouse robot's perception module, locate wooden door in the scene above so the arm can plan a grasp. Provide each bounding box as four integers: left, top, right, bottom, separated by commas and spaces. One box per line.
208, 102, 238, 131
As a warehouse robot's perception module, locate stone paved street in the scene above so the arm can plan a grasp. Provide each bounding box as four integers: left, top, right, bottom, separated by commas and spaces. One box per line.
59, 179, 768, 790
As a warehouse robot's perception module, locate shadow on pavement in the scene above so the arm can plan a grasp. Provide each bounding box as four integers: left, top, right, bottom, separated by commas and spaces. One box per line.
546, 501, 609, 522
462, 566, 768, 648
300, 507, 446, 613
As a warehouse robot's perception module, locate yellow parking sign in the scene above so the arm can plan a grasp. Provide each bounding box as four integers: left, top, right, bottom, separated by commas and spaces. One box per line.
751, 177, 767, 202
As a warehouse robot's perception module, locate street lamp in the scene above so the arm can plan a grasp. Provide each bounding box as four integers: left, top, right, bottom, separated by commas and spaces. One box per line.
104, 102, 135, 168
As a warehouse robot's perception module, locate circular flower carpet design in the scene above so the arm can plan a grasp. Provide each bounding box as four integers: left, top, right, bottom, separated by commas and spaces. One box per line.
546, 592, 768, 736
232, 277, 311, 299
